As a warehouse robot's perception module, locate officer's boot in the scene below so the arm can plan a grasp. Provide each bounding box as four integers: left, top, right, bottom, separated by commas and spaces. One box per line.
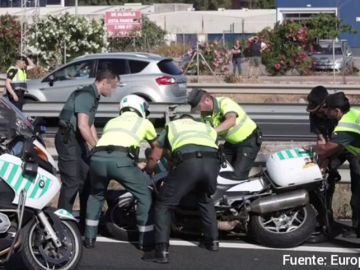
153, 243, 169, 264
138, 231, 155, 251
84, 237, 96, 249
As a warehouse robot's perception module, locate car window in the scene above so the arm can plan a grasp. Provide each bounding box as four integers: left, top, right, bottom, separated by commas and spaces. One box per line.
98, 59, 130, 75
318, 46, 342, 55
157, 60, 183, 75
129, 60, 149, 74
49, 60, 95, 82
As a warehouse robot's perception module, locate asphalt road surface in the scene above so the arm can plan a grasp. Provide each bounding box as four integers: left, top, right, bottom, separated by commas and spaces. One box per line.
78, 236, 360, 270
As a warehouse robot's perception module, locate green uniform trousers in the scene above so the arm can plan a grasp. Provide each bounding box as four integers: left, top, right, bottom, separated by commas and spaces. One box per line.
85, 151, 153, 241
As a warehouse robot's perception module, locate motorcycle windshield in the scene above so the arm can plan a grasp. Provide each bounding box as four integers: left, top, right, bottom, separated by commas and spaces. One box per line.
0, 97, 34, 138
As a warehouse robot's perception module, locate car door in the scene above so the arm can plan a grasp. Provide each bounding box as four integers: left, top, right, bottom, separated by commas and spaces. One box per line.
39, 59, 96, 101
96, 58, 132, 102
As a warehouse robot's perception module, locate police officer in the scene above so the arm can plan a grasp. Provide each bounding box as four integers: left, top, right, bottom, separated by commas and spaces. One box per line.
144, 115, 221, 264
84, 95, 157, 249
188, 88, 261, 180
314, 92, 360, 237
5, 55, 35, 110
306, 86, 343, 226
56, 68, 119, 230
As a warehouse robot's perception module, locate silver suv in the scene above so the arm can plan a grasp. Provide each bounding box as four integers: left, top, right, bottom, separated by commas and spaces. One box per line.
311, 39, 354, 72
26, 53, 187, 103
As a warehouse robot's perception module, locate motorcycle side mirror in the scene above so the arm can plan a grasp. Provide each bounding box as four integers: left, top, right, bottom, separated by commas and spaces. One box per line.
22, 161, 38, 178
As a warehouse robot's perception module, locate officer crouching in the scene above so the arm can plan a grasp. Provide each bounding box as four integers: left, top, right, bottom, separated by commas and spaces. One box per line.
84, 95, 157, 249
143, 114, 221, 264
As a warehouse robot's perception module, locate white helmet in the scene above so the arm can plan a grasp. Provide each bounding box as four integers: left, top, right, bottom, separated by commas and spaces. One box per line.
119, 95, 150, 118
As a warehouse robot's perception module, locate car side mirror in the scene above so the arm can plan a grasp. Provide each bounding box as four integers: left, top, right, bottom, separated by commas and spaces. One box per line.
48, 75, 55, 87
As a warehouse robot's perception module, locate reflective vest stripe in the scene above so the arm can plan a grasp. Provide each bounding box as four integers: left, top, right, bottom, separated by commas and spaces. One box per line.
103, 117, 143, 143
137, 224, 154, 232
336, 122, 360, 132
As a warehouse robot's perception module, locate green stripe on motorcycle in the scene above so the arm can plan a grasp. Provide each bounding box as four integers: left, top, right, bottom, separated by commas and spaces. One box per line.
9, 166, 22, 188
23, 176, 35, 193
286, 150, 294, 159
30, 177, 41, 199
277, 152, 286, 160
39, 178, 51, 198
0, 162, 10, 178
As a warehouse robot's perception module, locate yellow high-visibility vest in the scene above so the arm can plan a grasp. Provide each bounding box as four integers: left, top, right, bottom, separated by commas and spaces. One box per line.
334, 108, 360, 155
204, 97, 256, 144
167, 118, 218, 152
97, 112, 157, 148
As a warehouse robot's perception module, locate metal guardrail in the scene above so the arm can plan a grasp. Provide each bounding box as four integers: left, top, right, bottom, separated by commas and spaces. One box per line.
22, 102, 360, 120
188, 83, 360, 94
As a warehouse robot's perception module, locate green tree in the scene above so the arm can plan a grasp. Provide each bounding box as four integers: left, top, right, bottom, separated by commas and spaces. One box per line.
304, 13, 357, 40
28, 13, 107, 68
0, 14, 21, 73
108, 17, 166, 52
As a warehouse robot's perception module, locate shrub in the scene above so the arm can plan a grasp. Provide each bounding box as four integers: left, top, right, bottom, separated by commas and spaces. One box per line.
28, 13, 107, 69
0, 14, 21, 73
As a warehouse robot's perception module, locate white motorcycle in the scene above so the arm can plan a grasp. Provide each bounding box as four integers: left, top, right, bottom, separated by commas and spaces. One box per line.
104, 146, 331, 248
0, 97, 82, 270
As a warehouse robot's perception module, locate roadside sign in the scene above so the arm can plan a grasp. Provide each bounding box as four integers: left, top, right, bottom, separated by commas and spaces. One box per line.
105, 11, 142, 37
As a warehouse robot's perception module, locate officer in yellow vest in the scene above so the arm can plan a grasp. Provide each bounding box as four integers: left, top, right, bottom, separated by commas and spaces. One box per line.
5, 55, 35, 110
144, 115, 221, 264
84, 95, 157, 249
314, 92, 360, 237
188, 88, 261, 180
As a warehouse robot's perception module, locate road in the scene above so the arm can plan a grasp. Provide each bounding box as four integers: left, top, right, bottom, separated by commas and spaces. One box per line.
78, 236, 360, 270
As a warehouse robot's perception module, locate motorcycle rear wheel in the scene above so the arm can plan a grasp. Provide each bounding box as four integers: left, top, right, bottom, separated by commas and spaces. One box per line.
11, 219, 82, 270
249, 204, 316, 248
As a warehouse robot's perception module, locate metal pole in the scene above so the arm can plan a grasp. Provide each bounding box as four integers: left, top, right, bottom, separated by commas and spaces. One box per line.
332, 39, 336, 83
197, 42, 200, 82
75, 0, 78, 16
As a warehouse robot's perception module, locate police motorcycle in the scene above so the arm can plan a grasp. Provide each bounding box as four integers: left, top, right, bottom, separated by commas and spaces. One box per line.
103, 146, 332, 248
0, 97, 82, 270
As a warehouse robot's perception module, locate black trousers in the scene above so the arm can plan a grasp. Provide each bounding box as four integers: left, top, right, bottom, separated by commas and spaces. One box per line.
154, 156, 220, 244
348, 155, 360, 230
6, 90, 25, 111
55, 128, 90, 226
223, 129, 262, 180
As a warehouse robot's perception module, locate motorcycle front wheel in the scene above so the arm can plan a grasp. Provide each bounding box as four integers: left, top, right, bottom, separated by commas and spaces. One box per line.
249, 204, 317, 248
104, 197, 138, 241
14, 219, 82, 270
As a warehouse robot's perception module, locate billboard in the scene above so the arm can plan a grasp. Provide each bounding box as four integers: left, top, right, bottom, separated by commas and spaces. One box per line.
105, 11, 142, 37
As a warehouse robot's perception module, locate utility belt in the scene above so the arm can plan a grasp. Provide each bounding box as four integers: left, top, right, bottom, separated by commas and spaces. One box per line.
172, 150, 222, 166
89, 145, 140, 161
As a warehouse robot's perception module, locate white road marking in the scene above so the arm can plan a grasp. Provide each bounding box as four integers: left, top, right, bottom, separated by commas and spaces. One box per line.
96, 236, 360, 254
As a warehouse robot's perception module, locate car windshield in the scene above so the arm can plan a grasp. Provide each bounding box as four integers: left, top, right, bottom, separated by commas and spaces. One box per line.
316, 46, 343, 55
0, 97, 34, 139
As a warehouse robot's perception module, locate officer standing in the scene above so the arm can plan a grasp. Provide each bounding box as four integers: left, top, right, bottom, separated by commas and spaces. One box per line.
56, 68, 119, 230
84, 95, 157, 249
188, 88, 261, 180
144, 115, 221, 264
5, 55, 35, 110
314, 92, 360, 237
